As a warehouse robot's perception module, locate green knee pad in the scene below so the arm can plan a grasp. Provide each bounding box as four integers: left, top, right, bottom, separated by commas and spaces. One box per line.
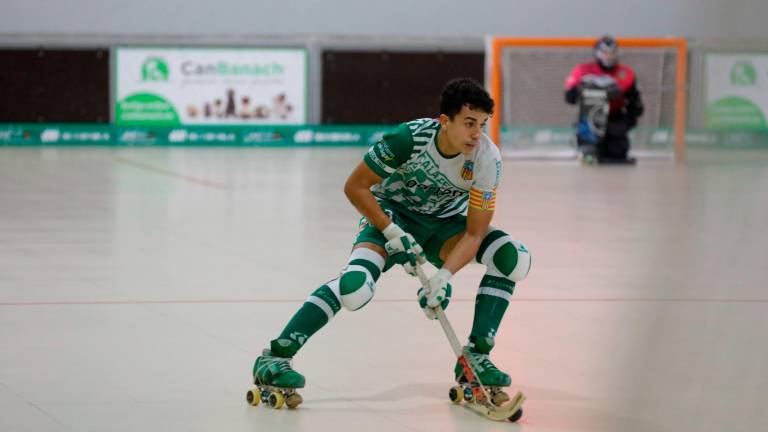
493, 243, 519, 276
339, 270, 374, 311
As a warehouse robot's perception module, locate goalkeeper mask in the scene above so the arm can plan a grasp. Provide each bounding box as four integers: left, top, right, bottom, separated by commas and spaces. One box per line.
594, 36, 619, 70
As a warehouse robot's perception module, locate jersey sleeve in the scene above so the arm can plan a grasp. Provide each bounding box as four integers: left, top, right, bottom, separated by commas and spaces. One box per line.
564, 64, 584, 90
469, 146, 501, 212
363, 123, 415, 178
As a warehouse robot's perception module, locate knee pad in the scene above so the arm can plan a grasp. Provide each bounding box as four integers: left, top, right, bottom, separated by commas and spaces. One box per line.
339, 248, 384, 311
339, 270, 375, 311
478, 231, 532, 282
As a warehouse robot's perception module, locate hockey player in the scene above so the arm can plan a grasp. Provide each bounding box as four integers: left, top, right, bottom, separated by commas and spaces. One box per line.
564, 36, 644, 164
252, 78, 532, 407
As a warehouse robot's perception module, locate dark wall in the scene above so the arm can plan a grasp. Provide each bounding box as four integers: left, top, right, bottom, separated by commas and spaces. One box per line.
322, 51, 484, 124
0, 49, 110, 122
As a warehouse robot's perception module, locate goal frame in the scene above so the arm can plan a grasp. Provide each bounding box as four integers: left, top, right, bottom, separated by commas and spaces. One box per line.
485, 37, 688, 161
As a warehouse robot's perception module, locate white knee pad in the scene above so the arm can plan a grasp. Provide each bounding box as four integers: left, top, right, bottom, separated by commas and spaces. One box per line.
479, 233, 532, 282
507, 240, 532, 281
339, 248, 385, 311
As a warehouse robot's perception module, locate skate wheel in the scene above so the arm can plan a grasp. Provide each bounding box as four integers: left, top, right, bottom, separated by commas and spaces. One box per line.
508, 407, 523, 422
463, 387, 474, 403
246, 389, 261, 406
285, 393, 303, 409
448, 386, 463, 404
268, 391, 285, 409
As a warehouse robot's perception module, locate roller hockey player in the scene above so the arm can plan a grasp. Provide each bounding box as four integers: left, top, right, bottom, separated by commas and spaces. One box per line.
564, 35, 645, 164
248, 78, 531, 418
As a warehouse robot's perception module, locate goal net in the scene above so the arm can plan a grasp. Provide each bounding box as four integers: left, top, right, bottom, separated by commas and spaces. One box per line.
485, 37, 687, 160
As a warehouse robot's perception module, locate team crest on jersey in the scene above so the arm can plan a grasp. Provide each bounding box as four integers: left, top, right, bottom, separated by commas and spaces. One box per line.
460, 160, 474, 180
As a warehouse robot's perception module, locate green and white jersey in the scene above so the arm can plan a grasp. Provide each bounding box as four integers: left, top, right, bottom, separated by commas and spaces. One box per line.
363, 118, 501, 218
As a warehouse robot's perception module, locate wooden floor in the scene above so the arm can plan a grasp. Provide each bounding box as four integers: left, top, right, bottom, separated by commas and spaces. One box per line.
1, 146, 767, 432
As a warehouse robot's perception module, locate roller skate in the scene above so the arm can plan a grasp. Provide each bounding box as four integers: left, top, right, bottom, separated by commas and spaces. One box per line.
448, 345, 524, 422
246, 340, 305, 409
578, 149, 598, 166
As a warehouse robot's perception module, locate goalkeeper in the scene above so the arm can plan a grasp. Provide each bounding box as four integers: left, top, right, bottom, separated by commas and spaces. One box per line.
252, 78, 532, 398
564, 35, 645, 164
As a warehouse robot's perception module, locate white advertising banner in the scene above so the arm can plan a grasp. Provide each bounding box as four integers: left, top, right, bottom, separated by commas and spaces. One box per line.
706, 53, 768, 129
115, 47, 307, 125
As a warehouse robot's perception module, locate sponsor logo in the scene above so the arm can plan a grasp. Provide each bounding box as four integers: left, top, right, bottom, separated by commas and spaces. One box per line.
142, 57, 169, 82
180, 61, 284, 77
168, 129, 187, 142
0, 128, 32, 143
41, 129, 61, 143
119, 130, 157, 143
378, 142, 396, 162
405, 179, 464, 198
367, 148, 388, 170
731, 61, 757, 86
288, 332, 308, 346
294, 130, 313, 143
313, 132, 361, 143
243, 131, 283, 143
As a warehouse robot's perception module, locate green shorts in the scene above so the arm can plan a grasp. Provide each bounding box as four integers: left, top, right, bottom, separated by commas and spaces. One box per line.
353, 199, 467, 270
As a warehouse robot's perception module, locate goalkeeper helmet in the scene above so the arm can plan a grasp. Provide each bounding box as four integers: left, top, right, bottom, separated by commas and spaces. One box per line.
594, 35, 619, 70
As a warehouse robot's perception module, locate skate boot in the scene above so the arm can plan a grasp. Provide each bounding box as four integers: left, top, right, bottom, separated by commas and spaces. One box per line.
454, 346, 512, 406
247, 339, 305, 409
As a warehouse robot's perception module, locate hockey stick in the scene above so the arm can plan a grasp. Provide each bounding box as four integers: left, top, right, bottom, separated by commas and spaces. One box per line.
414, 264, 525, 421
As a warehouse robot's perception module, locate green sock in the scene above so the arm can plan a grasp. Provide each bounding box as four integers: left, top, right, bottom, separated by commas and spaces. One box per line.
469, 275, 515, 352
273, 280, 342, 357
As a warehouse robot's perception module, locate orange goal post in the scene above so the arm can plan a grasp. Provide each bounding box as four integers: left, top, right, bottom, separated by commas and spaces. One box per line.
485, 37, 688, 161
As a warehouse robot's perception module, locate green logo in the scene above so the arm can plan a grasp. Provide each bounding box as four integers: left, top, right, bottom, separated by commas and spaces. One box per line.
142, 57, 169, 81
730, 61, 757, 86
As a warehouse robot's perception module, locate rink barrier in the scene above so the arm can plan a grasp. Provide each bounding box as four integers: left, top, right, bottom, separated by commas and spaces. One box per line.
1, 124, 767, 148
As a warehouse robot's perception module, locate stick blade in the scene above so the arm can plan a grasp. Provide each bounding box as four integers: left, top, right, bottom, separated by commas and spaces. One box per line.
465, 391, 525, 421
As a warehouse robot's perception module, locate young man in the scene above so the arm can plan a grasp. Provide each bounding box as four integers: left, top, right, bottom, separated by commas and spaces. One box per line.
564, 35, 645, 164
253, 78, 532, 404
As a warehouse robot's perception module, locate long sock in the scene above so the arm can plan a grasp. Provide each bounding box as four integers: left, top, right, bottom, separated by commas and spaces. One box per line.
273, 248, 384, 358
273, 278, 342, 357
469, 274, 515, 353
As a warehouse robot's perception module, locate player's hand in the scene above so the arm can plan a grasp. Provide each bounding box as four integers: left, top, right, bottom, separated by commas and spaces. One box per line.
417, 268, 453, 319
382, 223, 426, 276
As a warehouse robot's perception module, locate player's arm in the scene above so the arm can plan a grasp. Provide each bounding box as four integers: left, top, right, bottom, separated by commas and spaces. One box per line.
441, 206, 493, 274
564, 65, 582, 105
343, 161, 391, 231
344, 123, 413, 230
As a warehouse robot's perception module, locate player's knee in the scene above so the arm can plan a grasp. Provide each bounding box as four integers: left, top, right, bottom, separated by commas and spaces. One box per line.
488, 239, 532, 282
339, 270, 375, 311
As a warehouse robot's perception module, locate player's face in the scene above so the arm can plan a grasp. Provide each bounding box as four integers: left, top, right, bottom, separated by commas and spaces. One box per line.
441, 105, 490, 155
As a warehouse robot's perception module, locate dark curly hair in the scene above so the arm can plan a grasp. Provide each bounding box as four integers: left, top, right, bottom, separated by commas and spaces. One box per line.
439, 78, 494, 119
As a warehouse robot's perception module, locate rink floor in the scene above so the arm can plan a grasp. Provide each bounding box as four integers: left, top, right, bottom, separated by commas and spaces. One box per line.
1, 146, 767, 432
